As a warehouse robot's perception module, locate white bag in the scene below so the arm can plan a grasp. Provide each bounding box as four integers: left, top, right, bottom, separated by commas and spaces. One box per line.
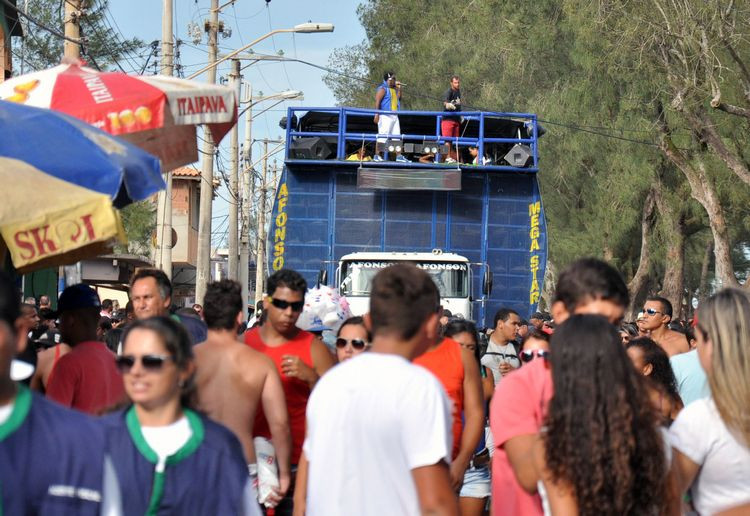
253, 436, 280, 508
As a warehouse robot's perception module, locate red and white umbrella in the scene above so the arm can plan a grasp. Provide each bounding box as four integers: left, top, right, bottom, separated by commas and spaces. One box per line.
0, 63, 237, 170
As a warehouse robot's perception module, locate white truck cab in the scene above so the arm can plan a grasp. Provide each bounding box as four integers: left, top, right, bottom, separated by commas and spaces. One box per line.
336, 250, 473, 319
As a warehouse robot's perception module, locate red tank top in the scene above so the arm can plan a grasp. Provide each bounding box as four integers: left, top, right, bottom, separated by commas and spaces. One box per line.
245, 327, 314, 464
414, 337, 465, 459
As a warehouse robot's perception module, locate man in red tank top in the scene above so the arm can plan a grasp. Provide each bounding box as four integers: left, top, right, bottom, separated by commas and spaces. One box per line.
244, 269, 334, 515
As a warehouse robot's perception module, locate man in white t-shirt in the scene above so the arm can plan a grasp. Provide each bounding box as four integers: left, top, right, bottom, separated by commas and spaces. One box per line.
481, 308, 522, 384
302, 263, 458, 516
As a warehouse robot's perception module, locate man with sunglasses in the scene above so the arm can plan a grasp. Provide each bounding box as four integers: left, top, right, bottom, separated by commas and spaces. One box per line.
244, 269, 334, 515
641, 296, 689, 357
194, 280, 292, 508
46, 284, 125, 414
489, 258, 628, 516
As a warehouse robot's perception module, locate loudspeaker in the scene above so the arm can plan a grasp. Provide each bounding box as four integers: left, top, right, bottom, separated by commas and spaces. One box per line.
290, 137, 334, 160
503, 144, 532, 167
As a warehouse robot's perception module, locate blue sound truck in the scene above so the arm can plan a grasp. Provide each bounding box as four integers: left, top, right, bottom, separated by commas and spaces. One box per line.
266, 106, 547, 328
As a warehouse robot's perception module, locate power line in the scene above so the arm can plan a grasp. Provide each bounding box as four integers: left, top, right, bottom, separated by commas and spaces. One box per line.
0, 0, 81, 45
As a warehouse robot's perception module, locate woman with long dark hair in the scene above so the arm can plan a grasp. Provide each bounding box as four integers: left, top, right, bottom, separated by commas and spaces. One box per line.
103, 317, 260, 515
534, 315, 670, 515
626, 337, 684, 425
670, 288, 750, 515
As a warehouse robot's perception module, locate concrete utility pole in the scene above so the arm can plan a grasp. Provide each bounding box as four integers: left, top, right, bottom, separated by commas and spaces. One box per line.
254, 139, 269, 304
63, 0, 82, 59
227, 59, 241, 280
154, 0, 174, 279
194, 0, 219, 304
239, 83, 253, 315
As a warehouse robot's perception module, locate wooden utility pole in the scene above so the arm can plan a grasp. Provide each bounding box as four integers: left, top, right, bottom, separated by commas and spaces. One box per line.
239, 83, 253, 316
63, 0, 82, 59
195, 0, 219, 304
227, 59, 241, 280
154, 0, 174, 279
254, 139, 269, 304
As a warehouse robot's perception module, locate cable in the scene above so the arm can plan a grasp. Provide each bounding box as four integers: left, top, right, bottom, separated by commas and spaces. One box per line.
0, 0, 81, 45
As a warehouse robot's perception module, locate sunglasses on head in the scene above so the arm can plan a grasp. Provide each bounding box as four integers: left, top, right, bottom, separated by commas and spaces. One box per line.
644, 308, 663, 316
269, 298, 304, 312
335, 338, 368, 350
115, 354, 173, 373
520, 349, 550, 363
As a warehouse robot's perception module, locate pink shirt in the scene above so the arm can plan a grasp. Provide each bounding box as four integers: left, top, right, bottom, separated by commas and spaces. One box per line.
490, 358, 553, 516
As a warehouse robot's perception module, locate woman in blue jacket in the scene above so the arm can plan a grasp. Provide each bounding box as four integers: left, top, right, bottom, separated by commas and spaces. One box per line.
103, 316, 260, 515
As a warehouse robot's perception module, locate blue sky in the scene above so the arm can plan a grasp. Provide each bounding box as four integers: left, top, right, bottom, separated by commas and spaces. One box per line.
108, 0, 366, 246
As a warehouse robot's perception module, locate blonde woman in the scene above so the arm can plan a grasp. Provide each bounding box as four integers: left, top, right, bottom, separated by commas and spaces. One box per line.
670, 288, 750, 515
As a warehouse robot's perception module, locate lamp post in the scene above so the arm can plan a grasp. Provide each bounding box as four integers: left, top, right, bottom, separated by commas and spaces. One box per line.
193, 22, 333, 305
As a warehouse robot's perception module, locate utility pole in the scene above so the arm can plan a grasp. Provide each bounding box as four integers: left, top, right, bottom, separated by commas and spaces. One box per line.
254, 139, 269, 304
154, 0, 174, 278
63, 0, 82, 59
195, 0, 219, 304
227, 59, 241, 280
239, 83, 253, 316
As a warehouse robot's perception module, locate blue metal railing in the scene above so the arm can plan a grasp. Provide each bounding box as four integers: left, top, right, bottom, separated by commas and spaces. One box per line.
284, 106, 539, 172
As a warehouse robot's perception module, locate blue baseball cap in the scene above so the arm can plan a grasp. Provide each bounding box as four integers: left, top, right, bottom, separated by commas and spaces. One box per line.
57, 284, 101, 314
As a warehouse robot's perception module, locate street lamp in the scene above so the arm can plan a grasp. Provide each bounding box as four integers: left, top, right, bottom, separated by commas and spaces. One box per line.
193, 21, 332, 306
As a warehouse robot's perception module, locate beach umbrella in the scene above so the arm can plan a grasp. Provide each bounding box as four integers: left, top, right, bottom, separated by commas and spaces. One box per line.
0, 100, 164, 273
0, 62, 237, 170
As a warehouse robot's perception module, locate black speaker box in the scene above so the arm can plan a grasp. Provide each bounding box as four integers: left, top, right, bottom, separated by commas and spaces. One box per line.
289, 137, 334, 160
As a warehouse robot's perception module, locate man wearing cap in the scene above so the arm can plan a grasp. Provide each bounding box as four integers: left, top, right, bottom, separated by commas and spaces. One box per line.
373, 71, 410, 163
46, 284, 125, 414
0, 271, 112, 514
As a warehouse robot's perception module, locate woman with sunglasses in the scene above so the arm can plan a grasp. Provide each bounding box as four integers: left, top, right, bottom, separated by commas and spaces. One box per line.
669, 288, 750, 515
533, 315, 671, 515
519, 329, 550, 365
103, 317, 260, 515
334, 316, 370, 362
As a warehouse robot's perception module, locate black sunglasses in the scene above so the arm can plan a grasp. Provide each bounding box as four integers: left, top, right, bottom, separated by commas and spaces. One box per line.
335, 338, 368, 350
269, 298, 304, 312
644, 308, 663, 316
116, 354, 173, 373
520, 349, 550, 363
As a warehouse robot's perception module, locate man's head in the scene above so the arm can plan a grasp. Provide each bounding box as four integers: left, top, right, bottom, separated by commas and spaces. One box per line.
204, 280, 243, 332
0, 270, 22, 381
439, 308, 453, 326
450, 74, 460, 90
57, 284, 101, 346
641, 296, 673, 331
550, 258, 628, 326
517, 318, 530, 339
38, 295, 51, 309
383, 71, 396, 87
493, 308, 521, 343
101, 298, 113, 314
367, 264, 440, 358
529, 311, 548, 330
130, 268, 172, 320
264, 269, 307, 335
19, 303, 40, 335
39, 308, 57, 329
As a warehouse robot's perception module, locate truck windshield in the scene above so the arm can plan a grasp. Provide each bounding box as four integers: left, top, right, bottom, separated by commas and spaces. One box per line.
340, 261, 469, 298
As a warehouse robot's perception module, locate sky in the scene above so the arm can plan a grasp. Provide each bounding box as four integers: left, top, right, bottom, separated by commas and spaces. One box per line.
107, 0, 366, 247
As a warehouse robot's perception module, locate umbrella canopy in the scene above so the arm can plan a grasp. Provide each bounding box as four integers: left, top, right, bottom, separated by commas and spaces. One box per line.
0, 100, 164, 273
0, 63, 238, 171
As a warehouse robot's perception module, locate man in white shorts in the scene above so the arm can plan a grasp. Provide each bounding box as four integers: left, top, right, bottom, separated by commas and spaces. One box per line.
373, 71, 409, 163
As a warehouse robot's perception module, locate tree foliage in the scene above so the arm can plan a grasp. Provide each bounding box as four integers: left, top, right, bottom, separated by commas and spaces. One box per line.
326, 0, 750, 316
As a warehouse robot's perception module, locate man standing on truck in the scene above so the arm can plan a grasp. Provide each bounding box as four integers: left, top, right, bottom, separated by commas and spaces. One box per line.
441, 75, 462, 163
373, 71, 410, 163
244, 269, 335, 515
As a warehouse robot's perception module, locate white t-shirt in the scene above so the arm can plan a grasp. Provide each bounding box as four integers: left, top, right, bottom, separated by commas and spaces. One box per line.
141, 416, 192, 467
303, 352, 452, 516
669, 397, 750, 515
481, 339, 520, 385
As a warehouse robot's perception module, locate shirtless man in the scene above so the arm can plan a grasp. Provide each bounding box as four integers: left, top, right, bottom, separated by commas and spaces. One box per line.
244, 268, 335, 515
641, 296, 689, 357
194, 280, 291, 506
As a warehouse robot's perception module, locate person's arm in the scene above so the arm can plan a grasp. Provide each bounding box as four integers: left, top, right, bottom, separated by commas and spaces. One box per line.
531, 436, 579, 515
259, 358, 292, 500
374, 87, 385, 122
443, 90, 455, 110
396, 82, 402, 100
412, 461, 459, 516
504, 434, 540, 493
309, 337, 335, 384
280, 338, 333, 389
292, 451, 309, 516
449, 348, 484, 490
45, 355, 76, 407
482, 366, 494, 401
671, 449, 700, 500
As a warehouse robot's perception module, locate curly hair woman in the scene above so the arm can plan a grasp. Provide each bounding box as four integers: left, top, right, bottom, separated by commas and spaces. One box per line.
626, 337, 684, 425
533, 315, 670, 515
670, 288, 750, 515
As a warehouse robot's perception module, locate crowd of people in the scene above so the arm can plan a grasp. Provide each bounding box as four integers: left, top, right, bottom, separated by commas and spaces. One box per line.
1, 256, 749, 515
